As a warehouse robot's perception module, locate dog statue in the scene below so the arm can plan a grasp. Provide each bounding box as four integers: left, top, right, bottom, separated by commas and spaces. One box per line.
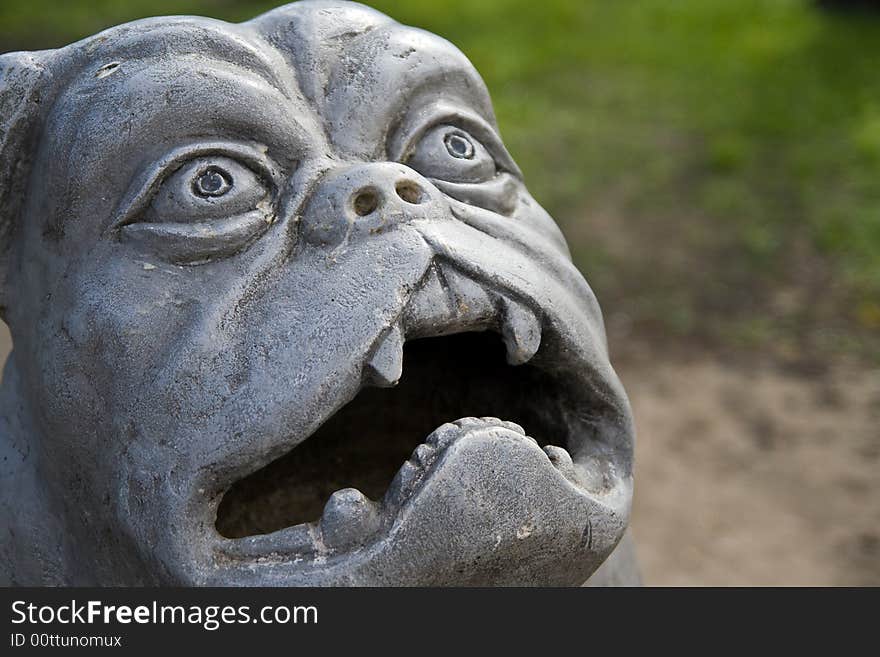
0, 1, 637, 585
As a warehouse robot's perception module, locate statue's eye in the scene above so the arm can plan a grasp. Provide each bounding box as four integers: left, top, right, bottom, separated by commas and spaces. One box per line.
115, 147, 280, 264
142, 156, 270, 224
406, 125, 496, 184
444, 133, 475, 159
192, 166, 233, 198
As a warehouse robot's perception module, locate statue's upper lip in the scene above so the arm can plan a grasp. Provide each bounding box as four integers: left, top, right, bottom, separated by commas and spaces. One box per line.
206, 258, 633, 573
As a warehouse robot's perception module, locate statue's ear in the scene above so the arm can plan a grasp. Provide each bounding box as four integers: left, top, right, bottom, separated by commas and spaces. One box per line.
0, 51, 48, 319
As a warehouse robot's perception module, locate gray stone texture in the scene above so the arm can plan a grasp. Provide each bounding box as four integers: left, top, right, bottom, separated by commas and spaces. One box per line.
0, 1, 637, 586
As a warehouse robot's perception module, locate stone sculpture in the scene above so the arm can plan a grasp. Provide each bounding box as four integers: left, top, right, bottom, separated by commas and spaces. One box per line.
0, 0, 637, 585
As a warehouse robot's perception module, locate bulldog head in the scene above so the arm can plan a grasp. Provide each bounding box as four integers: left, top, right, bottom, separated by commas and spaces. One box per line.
0, 0, 634, 585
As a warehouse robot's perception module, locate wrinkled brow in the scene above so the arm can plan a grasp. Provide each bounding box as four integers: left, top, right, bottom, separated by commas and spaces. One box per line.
49, 17, 298, 101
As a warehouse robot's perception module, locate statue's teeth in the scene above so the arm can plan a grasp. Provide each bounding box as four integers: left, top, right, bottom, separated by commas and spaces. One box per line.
412, 443, 435, 467
477, 417, 527, 437
364, 324, 404, 387
425, 422, 462, 450
319, 488, 381, 551
384, 460, 420, 509
499, 297, 541, 365
543, 445, 576, 481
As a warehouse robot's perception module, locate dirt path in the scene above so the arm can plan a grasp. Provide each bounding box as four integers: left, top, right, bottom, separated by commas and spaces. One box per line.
621, 353, 879, 586
0, 323, 876, 585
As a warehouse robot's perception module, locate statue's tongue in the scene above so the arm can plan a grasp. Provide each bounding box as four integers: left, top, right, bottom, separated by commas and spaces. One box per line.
334, 421, 612, 586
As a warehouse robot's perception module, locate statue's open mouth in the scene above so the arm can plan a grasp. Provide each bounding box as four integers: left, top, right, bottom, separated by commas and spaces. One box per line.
216, 331, 579, 537
206, 261, 630, 579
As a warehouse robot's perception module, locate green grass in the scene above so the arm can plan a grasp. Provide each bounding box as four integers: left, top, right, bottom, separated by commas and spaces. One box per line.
2, 0, 879, 360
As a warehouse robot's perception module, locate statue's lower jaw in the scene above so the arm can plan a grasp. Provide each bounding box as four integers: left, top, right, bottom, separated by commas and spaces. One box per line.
209, 418, 621, 586
363, 419, 623, 585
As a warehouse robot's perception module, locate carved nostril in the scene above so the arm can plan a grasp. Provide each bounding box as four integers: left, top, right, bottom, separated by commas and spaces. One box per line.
395, 180, 427, 205
352, 187, 380, 216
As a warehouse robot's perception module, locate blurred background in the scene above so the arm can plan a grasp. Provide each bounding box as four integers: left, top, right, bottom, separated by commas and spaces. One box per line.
1, 0, 877, 585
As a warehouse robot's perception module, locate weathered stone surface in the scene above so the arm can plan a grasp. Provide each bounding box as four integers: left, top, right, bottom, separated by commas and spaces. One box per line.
0, 1, 636, 586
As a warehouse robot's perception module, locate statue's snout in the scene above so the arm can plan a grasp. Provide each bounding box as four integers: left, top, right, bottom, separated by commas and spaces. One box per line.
301, 163, 447, 248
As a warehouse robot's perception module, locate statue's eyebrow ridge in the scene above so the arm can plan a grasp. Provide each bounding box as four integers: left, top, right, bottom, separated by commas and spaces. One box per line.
53, 17, 299, 102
